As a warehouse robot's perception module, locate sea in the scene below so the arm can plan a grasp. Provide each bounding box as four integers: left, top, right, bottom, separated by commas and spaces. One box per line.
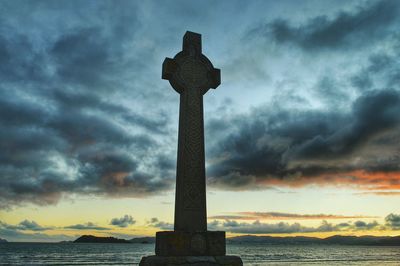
1, 243, 400, 265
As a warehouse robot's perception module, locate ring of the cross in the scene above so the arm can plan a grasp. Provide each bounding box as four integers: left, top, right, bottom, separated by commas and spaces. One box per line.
178, 58, 209, 88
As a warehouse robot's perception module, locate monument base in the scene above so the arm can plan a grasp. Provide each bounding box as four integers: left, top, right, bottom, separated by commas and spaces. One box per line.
156, 231, 225, 256
139, 255, 243, 266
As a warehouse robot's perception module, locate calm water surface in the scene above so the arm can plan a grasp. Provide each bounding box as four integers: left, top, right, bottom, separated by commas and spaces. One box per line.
0, 243, 399, 265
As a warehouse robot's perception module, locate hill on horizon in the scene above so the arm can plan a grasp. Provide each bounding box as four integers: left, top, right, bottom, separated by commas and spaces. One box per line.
70, 234, 400, 246
227, 235, 400, 246
74, 235, 130, 244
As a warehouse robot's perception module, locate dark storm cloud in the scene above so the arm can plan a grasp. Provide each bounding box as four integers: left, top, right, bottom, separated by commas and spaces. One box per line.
110, 215, 136, 228
64, 222, 109, 231
0, 1, 175, 209
0, 96, 47, 127
0, 23, 40, 82
207, 89, 400, 189
52, 88, 170, 134
2, 0, 400, 210
51, 27, 112, 87
249, 0, 400, 51
289, 89, 400, 160
49, 24, 139, 91
351, 51, 400, 91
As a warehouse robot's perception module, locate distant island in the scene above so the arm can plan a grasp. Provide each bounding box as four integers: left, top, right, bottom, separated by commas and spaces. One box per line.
227, 235, 400, 246
72, 234, 400, 246
0, 238, 7, 243
74, 235, 130, 243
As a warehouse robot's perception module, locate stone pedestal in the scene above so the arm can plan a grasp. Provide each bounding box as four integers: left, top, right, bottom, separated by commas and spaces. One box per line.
139, 231, 242, 266
139, 255, 243, 266
156, 231, 225, 256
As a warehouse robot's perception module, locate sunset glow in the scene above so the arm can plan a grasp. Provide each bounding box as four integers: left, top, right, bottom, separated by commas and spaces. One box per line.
1, 0, 400, 243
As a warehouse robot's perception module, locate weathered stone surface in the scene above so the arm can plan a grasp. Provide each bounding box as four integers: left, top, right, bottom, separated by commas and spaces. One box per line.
139, 255, 243, 266
156, 231, 225, 256
138, 31, 242, 265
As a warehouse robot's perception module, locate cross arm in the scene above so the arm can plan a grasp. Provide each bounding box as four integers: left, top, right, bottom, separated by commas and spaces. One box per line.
210, 68, 221, 89
162, 57, 177, 80
183, 31, 201, 55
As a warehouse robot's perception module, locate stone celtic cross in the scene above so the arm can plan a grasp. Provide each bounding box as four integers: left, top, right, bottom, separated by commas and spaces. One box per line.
140, 31, 242, 265
162, 31, 220, 232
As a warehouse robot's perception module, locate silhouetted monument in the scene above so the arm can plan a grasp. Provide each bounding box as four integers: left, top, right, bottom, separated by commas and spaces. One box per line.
139, 32, 242, 265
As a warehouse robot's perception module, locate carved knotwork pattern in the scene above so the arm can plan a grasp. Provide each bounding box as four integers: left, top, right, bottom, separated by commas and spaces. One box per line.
184, 183, 202, 209
178, 58, 209, 89
183, 87, 204, 210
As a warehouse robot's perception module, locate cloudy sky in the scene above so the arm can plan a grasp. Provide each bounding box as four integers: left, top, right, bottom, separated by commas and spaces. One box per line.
1, 0, 400, 242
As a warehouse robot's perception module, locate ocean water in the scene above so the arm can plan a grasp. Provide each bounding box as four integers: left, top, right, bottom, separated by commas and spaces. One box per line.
0, 243, 399, 265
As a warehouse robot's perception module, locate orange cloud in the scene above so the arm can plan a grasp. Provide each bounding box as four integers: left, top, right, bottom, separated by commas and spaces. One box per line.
356, 191, 400, 196
255, 170, 400, 192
